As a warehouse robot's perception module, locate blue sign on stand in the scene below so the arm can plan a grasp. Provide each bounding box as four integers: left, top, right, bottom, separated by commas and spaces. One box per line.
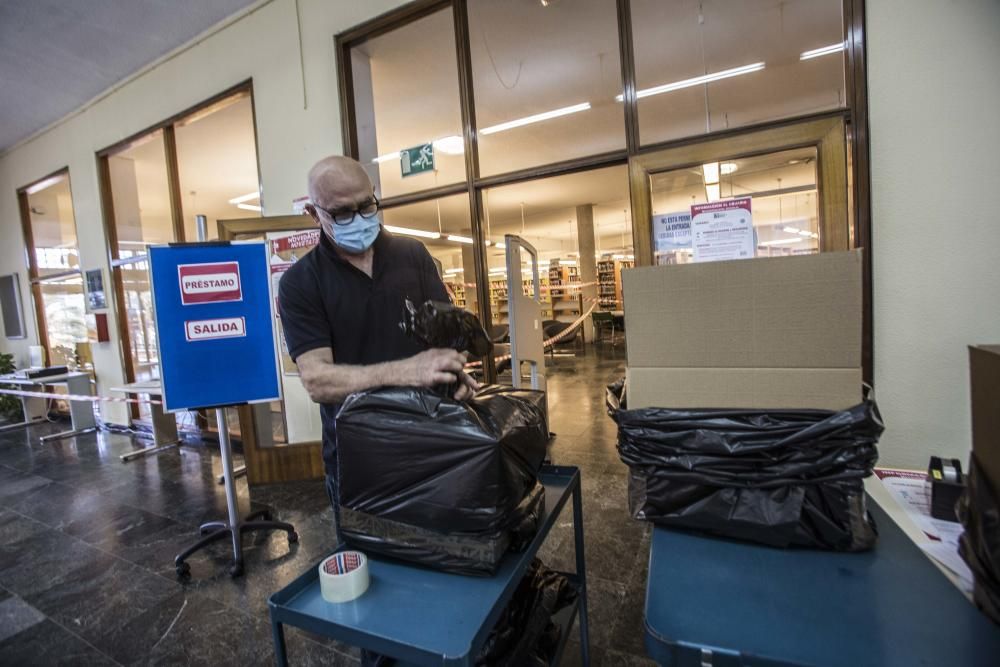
149, 242, 281, 412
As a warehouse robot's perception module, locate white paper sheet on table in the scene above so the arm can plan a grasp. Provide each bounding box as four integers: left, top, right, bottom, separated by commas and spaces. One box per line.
875, 468, 973, 591
920, 542, 975, 594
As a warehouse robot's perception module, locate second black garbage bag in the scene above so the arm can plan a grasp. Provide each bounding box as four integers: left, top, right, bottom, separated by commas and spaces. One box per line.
336, 384, 549, 574
609, 380, 884, 551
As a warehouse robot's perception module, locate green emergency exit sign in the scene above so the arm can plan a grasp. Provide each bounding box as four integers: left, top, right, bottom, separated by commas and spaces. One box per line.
401, 143, 434, 177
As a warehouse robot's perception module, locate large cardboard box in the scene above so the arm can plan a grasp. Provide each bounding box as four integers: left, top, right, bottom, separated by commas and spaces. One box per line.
969, 345, 1000, 490
623, 250, 863, 410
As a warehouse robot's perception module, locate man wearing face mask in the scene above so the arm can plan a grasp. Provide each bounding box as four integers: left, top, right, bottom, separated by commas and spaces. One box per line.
278, 156, 479, 546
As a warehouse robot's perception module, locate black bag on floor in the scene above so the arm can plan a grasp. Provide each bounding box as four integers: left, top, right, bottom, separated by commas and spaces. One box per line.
608, 380, 883, 551
958, 453, 1000, 625
336, 384, 548, 574
476, 559, 578, 666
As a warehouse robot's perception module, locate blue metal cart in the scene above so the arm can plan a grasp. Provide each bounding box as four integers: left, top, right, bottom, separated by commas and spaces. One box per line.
643, 500, 1000, 666
269, 465, 590, 666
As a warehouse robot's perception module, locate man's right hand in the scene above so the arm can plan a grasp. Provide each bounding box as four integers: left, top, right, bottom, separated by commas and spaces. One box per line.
400, 348, 468, 387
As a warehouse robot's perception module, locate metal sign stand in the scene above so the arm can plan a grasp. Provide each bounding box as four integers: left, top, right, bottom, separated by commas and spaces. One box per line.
150, 235, 294, 579
174, 406, 297, 578
505, 235, 547, 413
193, 215, 249, 487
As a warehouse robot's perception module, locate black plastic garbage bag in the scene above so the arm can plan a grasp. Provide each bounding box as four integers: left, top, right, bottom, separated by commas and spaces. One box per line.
959, 453, 1000, 625
608, 379, 883, 551
476, 559, 578, 666
336, 384, 548, 574
401, 298, 493, 358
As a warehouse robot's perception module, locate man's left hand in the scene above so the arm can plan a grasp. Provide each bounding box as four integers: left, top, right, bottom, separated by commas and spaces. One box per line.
454, 371, 480, 401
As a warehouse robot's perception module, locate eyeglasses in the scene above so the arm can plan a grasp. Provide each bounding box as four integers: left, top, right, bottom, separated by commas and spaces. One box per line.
313, 196, 381, 225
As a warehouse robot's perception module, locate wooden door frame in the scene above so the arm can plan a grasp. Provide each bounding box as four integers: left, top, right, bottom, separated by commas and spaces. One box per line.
218, 214, 325, 484
628, 113, 850, 267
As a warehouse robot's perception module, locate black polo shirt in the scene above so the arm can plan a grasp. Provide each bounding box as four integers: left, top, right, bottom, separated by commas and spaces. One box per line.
277, 228, 449, 473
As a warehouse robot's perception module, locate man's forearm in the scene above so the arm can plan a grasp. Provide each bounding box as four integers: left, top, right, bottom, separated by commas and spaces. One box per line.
301, 358, 409, 404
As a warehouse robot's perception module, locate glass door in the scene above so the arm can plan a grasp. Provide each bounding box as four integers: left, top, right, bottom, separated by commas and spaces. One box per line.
629, 115, 851, 265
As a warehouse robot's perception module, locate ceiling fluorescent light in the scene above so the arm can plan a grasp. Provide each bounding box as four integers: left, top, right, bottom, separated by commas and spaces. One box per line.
705, 183, 721, 202
720, 162, 738, 175
25, 174, 67, 195
237, 203, 262, 212
444, 268, 464, 275
782, 226, 801, 234
800, 42, 846, 61
372, 151, 400, 164
228, 191, 260, 205
384, 225, 441, 239
702, 163, 720, 185
494, 241, 506, 249
447, 234, 474, 244
797, 230, 814, 237
760, 238, 806, 246
433, 135, 465, 155
616, 62, 765, 101
479, 102, 591, 135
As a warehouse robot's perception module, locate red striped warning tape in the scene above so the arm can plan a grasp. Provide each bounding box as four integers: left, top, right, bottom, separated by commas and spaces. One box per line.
0, 387, 161, 405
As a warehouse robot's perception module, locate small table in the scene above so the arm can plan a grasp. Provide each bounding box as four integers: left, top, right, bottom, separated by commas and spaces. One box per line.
643, 498, 1000, 666
269, 466, 590, 666
0, 371, 97, 442
109, 381, 181, 462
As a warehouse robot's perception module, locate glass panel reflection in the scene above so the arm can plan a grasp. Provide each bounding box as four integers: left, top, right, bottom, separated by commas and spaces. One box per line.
351, 9, 465, 198
25, 173, 80, 278
469, 0, 625, 176
650, 147, 820, 265
632, 0, 845, 146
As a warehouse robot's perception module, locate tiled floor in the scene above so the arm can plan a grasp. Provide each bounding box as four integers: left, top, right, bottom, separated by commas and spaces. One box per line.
0, 344, 654, 666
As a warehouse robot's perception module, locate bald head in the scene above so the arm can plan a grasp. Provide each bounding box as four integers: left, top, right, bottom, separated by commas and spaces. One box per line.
307, 156, 373, 211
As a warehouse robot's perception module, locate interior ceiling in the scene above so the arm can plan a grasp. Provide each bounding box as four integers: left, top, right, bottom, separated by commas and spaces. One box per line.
0, 0, 257, 152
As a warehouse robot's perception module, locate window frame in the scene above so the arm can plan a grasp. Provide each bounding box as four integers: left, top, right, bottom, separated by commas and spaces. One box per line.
16, 167, 86, 367
335, 0, 873, 382
95, 79, 262, 418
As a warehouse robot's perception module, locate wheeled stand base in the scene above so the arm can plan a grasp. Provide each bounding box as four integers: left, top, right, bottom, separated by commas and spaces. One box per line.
174, 407, 297, 579
174, 509, 298, 578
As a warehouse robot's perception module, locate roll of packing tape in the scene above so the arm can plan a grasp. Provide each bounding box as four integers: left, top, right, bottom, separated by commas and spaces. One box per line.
319, 551, 369, 603
942, 463, 959, 483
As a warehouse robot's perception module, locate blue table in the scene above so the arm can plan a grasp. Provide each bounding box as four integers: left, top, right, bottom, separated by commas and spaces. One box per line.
269, 466, 589, 666
644, 500, 1000, 666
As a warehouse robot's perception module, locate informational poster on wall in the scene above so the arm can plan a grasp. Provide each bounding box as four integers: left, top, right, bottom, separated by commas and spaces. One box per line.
267, 228, 321, 375
84, 268, 108, 312
690, 197, 755, 263
652, 211, 692, 266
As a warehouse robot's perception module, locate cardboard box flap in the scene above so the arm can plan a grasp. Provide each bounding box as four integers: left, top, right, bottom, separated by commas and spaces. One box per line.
623, 250, 862, 369
626, 367, 863, 411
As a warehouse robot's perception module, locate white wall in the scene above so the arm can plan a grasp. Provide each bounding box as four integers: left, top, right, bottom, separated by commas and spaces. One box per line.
868, 0, 1000, 468
0, 0, 407, 431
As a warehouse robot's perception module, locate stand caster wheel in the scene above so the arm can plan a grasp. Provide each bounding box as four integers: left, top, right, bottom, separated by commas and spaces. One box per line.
175, 561, 191, 578
229, 561, 244, 578
288, 531, 299, 544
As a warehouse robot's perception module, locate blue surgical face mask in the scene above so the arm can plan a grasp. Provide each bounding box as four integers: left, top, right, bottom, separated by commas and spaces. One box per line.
331, 212, 381, 254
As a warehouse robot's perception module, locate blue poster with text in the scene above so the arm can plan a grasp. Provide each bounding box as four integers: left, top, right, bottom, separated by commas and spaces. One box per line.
149, 242, 281, 412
